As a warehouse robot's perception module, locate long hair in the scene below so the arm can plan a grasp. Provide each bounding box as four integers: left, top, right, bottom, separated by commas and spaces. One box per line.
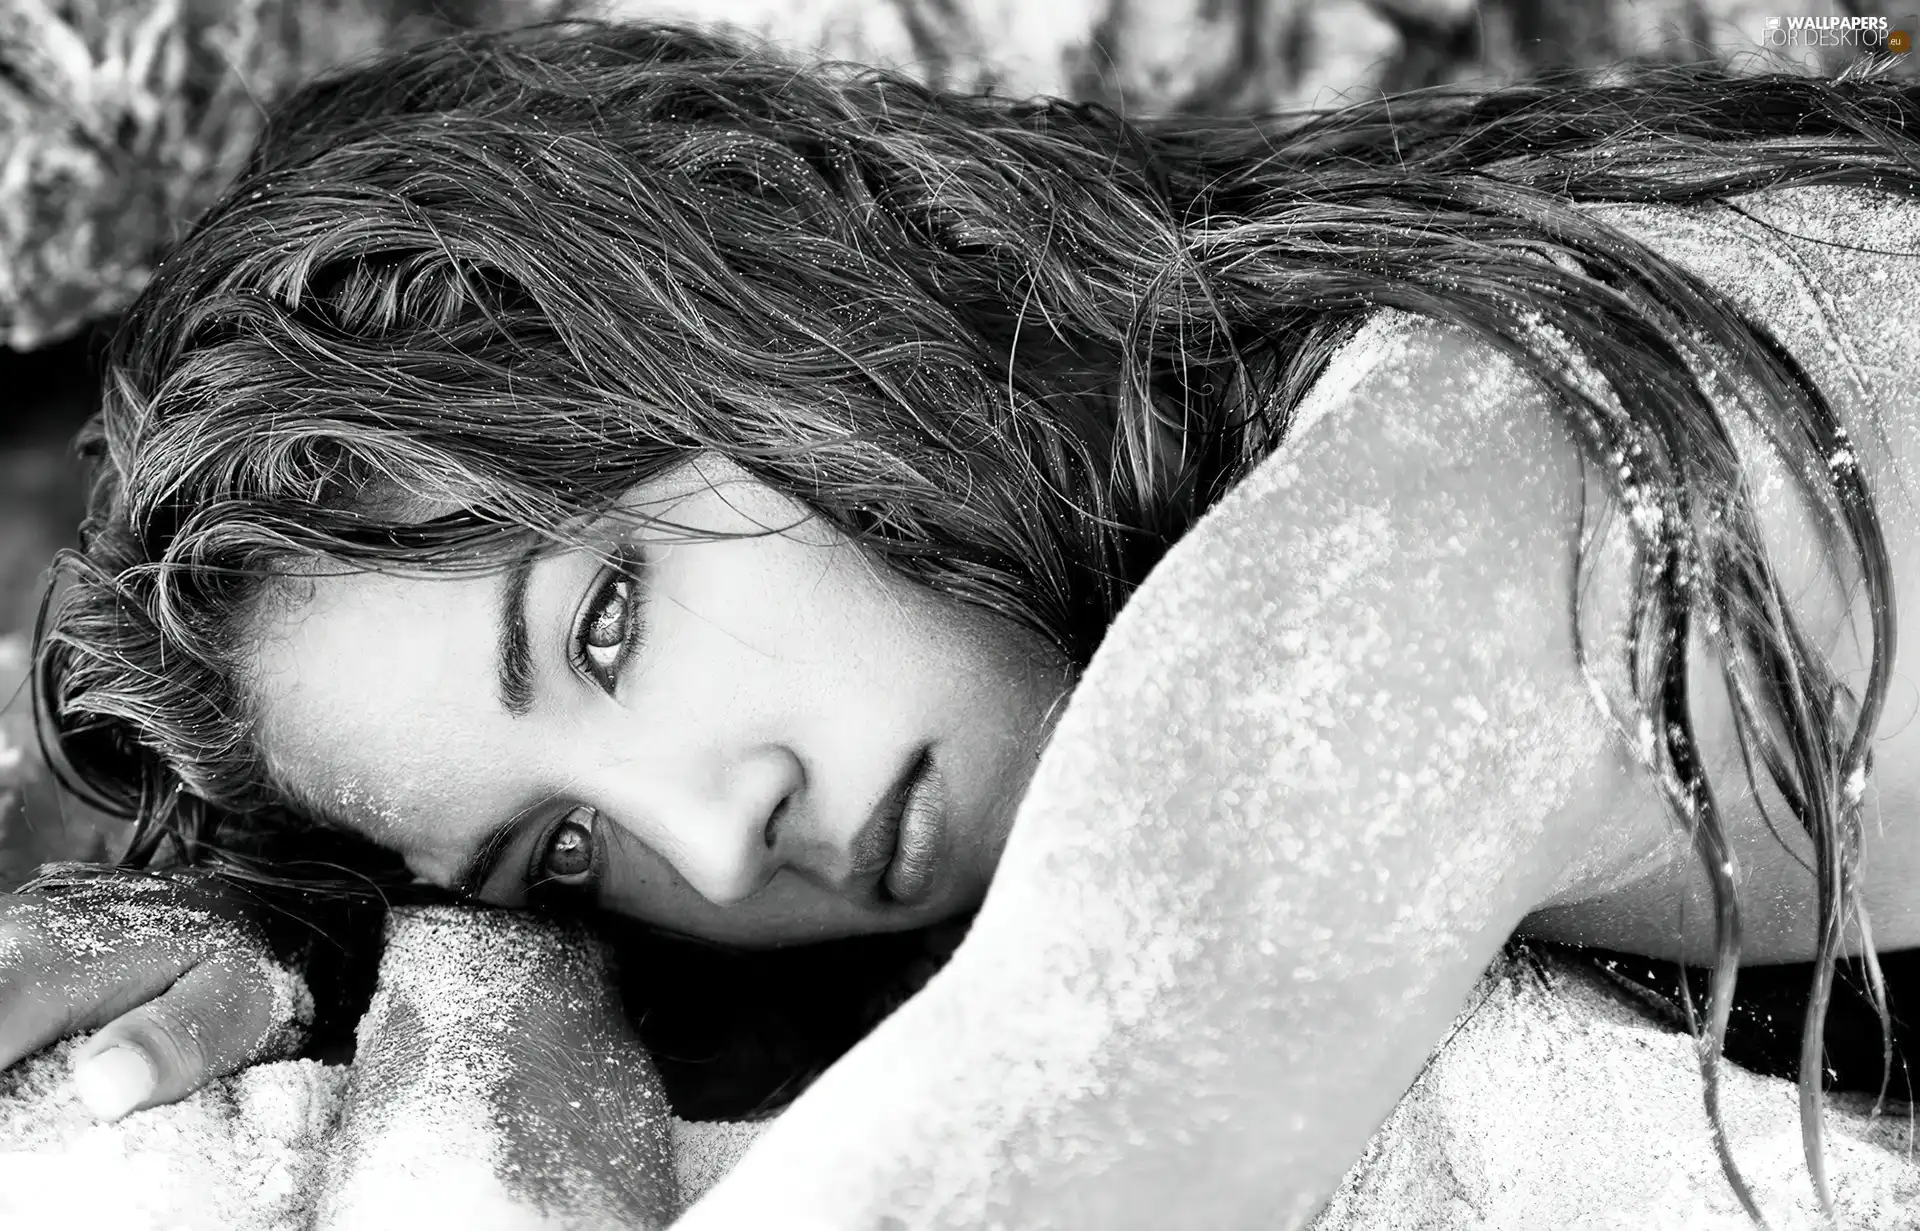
31, 17, 1920, 1210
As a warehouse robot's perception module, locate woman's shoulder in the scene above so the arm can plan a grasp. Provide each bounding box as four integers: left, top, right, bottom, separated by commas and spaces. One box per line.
1581, 181, 1920, 278
1272, 183, 1920, 527
1260, 307, 1583, 497
1282, 185, 1920, 460
1583, 184, 1920, 467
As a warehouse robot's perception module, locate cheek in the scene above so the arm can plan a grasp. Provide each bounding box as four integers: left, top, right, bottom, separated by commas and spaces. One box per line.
597, 820, 679, 902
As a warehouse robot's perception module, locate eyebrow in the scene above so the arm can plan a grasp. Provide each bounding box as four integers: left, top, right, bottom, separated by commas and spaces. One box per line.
453, 814, 523, 900
496, 541, 543, 717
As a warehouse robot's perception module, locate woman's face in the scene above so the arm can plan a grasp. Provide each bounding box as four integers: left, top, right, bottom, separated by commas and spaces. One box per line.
247, 457, 1076, 946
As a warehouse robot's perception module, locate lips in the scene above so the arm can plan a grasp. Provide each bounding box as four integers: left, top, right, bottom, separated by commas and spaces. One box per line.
848, 746, 945, 907
849, 752, 918, 886
883, 750, 943, 907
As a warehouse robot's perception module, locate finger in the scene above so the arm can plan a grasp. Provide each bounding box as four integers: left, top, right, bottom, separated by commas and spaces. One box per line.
0, 924, 191, 1075
67, 948, 309, 1121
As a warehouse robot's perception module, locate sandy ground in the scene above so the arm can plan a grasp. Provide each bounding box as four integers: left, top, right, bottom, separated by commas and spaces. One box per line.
0, 948, 1912, 1230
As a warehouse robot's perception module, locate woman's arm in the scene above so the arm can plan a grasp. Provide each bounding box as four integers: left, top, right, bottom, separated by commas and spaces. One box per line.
317, 905, 680, 1230
674, 314, 1661, 1229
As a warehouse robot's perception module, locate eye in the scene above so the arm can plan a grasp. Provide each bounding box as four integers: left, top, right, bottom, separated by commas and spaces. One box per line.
529, 806, 599, 899
573, 548, 647, 694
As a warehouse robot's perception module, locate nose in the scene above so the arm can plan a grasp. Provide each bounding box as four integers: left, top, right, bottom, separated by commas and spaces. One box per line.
599, 746, 806, 907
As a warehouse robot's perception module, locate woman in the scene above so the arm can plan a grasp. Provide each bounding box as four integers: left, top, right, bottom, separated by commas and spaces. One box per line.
6, 17, 1920, 1226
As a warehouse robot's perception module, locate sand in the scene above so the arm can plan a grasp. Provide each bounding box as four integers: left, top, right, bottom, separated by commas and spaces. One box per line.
2, 945, 1913, 1229
0, 1034, 770, 1230
0, 1037, 347, 1231
1310, 954, 1920, 1231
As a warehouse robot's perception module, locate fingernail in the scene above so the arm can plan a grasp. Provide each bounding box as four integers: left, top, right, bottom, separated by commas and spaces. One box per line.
72, 1046, 155, 1121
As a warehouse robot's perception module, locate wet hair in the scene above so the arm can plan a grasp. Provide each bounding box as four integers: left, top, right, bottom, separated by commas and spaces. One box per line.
29, 16, 1920, 1207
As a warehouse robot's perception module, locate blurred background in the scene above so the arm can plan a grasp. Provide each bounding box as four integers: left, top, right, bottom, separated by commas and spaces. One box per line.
2, 0, 1915, 889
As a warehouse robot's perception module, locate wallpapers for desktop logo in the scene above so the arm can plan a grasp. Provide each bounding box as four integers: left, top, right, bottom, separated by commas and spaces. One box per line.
1762, 14, 1913, 53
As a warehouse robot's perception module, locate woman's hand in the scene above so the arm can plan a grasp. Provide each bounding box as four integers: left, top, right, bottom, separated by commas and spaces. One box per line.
0, 864, 312, 1121
318, 904, 679, 1231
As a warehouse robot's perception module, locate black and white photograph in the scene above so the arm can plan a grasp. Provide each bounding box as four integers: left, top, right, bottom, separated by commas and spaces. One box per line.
0, 0, 1917, 1226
